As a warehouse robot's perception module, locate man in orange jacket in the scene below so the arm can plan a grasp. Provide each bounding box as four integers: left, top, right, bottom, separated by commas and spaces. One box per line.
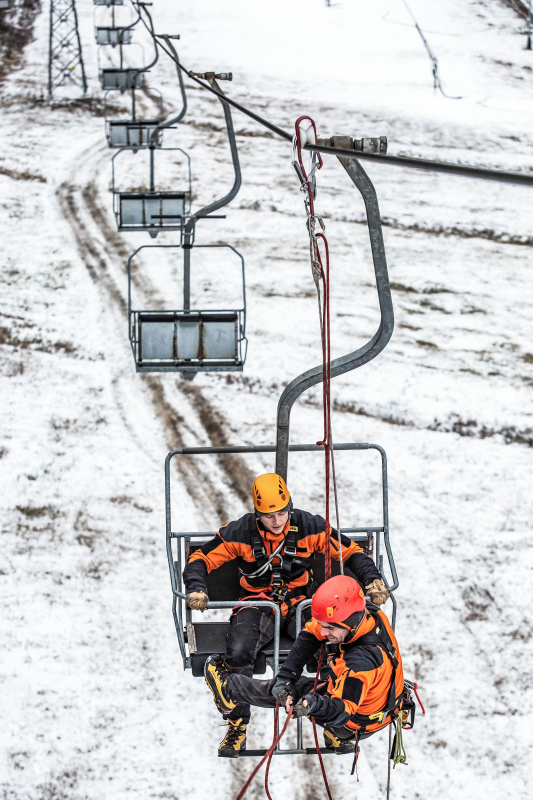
205, 575, 403, 755
184, 473, 390, 757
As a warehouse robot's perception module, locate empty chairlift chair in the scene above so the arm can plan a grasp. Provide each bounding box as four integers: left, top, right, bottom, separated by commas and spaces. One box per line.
127, 244, 248, 376
95, 26, 133, 46
106, 118, 163, 149
104, 84, 166, 149
112, 145, 191, 237
100, 67, 145, 91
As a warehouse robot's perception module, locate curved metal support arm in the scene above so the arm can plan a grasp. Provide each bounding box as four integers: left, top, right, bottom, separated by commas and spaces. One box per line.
132, 2, 159, 72
275, 152, 394, 479
151, 37, 187, 138
182, 74, 242, 245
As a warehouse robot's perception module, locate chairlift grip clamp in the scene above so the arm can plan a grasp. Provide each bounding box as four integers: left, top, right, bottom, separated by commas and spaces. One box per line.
191, 72, 233, 82
316, 136, 387, 155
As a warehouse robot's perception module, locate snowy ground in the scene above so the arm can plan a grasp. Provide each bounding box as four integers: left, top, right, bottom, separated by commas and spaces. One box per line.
0, 0, 532, 798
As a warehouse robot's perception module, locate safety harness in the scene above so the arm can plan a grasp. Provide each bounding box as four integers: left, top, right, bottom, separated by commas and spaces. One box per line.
240, 524, 301, 603
333, 605, 403, 732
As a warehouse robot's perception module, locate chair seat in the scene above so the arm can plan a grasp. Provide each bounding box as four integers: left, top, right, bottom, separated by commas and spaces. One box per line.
189, 621, 296, 677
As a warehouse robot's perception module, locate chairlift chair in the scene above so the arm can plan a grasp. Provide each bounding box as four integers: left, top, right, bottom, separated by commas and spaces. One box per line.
165, 442, 398, 756
127, 244, 247, 376
95, 26, 133, 46
104, 87, 166, 149
93, 0, 123, 5
112, 146, 191, 236
100, 67, 146, 91
106, 118, 163, 148
164, 122, 399, 754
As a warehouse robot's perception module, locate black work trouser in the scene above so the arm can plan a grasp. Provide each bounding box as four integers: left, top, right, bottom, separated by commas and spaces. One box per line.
224, 605, 311, 725
225, 674, 376, 742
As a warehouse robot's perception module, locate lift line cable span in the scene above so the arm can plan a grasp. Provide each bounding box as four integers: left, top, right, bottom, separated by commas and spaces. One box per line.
135, 5, 533, 188
400, 0, 462, 99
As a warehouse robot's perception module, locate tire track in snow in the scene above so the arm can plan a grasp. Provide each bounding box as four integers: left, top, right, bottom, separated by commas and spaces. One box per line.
56, 144, 254, 521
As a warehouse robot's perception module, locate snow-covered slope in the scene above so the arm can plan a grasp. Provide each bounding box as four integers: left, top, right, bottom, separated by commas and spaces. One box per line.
0, 1, 531, 798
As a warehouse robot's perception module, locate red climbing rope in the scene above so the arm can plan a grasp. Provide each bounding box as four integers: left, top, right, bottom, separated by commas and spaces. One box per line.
292, 116, 340, 580
264, 703, 279, 800
316, 230, 332, 581
235, 704, 293, 800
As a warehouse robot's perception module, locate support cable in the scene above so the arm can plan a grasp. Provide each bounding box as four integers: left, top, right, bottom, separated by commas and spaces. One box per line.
134, 3, 533, 187
400, 0, 462, 99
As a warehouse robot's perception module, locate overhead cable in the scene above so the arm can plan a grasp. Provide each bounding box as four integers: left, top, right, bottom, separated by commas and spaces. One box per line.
134, 5, 533, 188
400, 0, 462, 99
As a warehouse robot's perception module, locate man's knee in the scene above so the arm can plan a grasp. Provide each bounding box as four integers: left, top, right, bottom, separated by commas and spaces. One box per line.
225, 607, 271, 671
225, 645, 255, 672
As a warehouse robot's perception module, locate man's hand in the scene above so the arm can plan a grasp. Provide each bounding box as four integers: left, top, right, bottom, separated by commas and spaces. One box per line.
271, 677, 297, 710
365, 579, 390, 605
186, 591, 209, 612
293, 693, 320, 718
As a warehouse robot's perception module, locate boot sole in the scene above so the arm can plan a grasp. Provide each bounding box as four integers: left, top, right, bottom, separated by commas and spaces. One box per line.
218, 745, 246, 759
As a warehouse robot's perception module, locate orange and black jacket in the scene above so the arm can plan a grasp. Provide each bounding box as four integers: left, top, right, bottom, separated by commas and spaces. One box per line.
276, 605, 404, 733
183, 509, 381, 616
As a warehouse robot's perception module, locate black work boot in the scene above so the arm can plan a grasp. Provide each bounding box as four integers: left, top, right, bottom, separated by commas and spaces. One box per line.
204, 655, 236, 714
218, 718, 247, 758
323, 728, 356, 754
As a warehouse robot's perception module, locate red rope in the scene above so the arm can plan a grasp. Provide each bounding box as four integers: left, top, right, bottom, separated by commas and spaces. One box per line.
235, 705, 293, 800
315, 232, 332, 581
264, 703, 279, 800
311, 718, 334, 800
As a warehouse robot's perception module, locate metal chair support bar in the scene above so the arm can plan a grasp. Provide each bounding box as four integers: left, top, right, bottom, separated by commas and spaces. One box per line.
275, 147, 394, 479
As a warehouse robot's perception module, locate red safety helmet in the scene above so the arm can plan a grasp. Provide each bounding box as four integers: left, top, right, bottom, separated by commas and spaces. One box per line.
312, 575, 366, 628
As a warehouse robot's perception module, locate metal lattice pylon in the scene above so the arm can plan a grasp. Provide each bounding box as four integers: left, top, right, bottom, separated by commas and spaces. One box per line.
48, 0, 87, 97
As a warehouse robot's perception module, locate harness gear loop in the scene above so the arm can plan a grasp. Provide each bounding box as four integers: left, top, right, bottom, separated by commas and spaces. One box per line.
391, 716, 408, 768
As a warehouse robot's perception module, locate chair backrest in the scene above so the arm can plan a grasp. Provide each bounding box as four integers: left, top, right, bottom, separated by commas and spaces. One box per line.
138, 311, 239, 363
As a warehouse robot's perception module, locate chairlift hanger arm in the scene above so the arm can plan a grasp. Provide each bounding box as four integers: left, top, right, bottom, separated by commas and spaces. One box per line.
137, 6, 533, 188
275, 150, 394, 480
183, 72, 242, 241
147, 36, 187, 146
131, 2, 159, 73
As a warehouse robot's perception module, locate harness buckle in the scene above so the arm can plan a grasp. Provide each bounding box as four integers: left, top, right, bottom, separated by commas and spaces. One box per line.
368, 711, 385, 722
271, 585, 288, 603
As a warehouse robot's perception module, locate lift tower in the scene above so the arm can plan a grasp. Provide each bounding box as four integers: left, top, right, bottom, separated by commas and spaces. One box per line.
48, 0, 87, 97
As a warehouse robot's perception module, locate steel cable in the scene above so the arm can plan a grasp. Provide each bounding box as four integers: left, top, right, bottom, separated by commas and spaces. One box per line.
134, 4, 533, 187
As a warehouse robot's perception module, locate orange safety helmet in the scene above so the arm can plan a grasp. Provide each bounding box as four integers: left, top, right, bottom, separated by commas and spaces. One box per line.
311, 575, 366, 628
252, 473, 291, 514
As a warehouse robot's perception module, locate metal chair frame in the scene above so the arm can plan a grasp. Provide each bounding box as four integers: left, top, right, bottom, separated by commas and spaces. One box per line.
165, 441, 398, 756
95, 25, 133, 46
104, 87, 166, 149
112, 146, 192, 236
94, 0, 139, 47
127, 243, 248, 374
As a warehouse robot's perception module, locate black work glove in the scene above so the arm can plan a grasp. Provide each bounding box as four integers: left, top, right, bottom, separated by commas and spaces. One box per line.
271, 677, 297, 705
293, 692, 320, 718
